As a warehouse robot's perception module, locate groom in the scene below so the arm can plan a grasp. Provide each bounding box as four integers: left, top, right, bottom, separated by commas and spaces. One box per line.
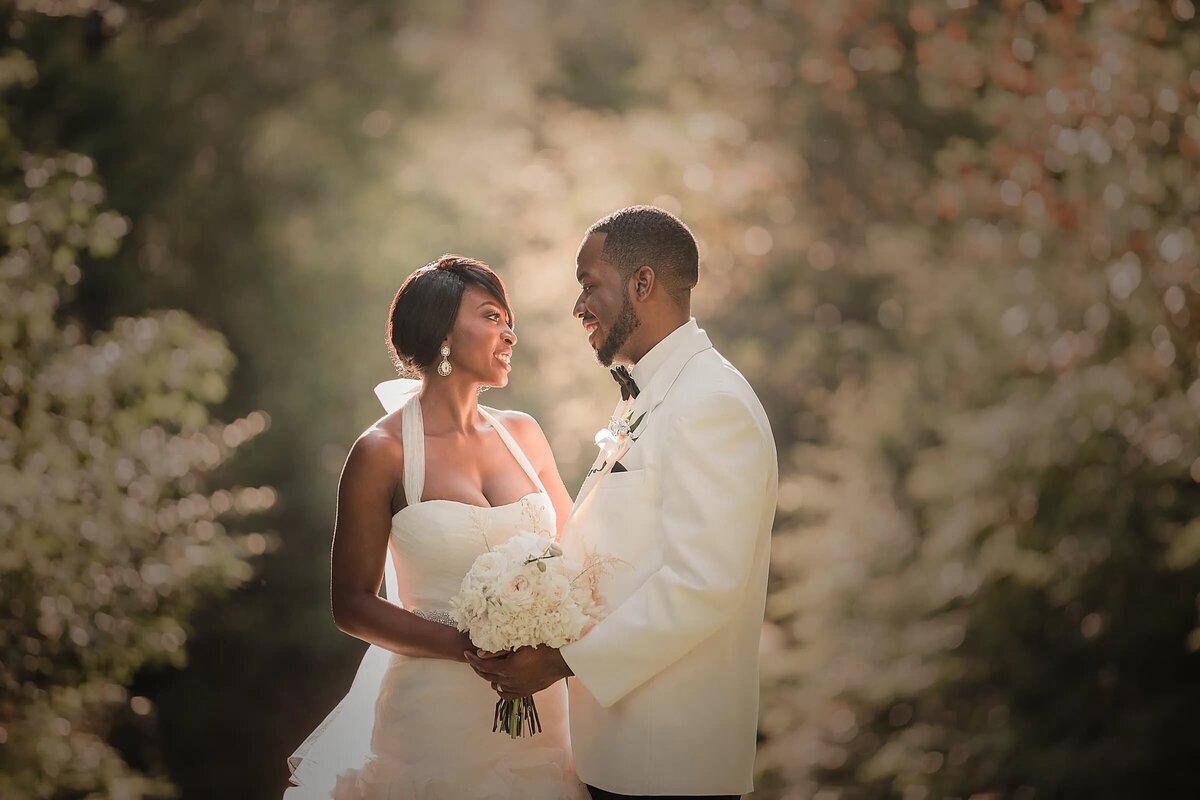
468, 206, 778, 799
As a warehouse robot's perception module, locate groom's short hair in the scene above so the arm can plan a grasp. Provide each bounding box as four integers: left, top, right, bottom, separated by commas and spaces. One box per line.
587, 206, 699, 299
387, 254, 512, 377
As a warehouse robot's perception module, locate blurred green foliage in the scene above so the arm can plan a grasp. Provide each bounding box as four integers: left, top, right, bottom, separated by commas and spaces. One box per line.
3, 1, 1199, 798
0, 5, 270, 797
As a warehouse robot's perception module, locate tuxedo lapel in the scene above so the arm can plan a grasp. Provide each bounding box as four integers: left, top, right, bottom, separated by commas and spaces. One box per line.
570, 398, 631, 516
569, 327, 714, 518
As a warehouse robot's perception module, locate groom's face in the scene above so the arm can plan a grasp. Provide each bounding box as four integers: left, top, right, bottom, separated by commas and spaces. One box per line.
573, 233, 640, 367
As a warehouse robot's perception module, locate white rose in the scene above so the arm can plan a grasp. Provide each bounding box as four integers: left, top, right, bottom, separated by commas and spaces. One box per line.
498, 531, 538, 557
467, 551, 506, 585
501, 574, 536, 610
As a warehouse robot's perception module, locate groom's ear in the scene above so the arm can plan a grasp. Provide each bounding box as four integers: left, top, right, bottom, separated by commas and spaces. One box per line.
631, 265, 655, 302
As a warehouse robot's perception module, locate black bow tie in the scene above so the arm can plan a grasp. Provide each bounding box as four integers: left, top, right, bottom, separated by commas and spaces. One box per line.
610, 365, 640, 401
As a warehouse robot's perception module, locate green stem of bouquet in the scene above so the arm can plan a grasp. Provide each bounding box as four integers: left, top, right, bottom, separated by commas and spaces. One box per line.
493, 695, 542, 738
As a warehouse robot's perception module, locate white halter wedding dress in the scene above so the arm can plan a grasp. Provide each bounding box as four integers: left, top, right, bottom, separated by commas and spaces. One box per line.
285, 380, 585, 799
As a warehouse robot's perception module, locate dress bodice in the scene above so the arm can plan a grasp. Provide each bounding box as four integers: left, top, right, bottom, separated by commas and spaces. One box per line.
390, 493, 555, 614
387, 392, 555, 615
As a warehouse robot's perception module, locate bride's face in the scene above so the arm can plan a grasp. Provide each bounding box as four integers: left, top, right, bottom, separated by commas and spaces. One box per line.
444, 284, 516, 387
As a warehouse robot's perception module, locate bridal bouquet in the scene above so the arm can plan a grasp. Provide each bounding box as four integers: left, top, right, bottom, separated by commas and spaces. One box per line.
450, 531, 605, 737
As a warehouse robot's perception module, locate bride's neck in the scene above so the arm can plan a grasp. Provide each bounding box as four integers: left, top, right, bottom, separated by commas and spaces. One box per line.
418, 378, 483, 435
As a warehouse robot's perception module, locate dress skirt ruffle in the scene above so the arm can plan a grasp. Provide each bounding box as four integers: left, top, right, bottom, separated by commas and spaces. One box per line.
285, 646, 585, 800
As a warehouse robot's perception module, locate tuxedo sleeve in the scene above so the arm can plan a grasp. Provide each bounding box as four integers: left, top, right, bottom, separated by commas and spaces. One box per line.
560, 390, 773, 707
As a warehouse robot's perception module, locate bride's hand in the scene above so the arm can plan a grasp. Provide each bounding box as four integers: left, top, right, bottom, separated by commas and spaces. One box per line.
466, 645, 571, 699
475, 649, 507, 659
465, 649, 510, 694
458, 637, 507, 664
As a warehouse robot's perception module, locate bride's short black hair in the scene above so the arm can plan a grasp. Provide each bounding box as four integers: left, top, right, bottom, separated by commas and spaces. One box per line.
387, 255, 513, 377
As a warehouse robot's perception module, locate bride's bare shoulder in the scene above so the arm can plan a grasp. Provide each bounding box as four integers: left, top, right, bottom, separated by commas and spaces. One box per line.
343, 414, 405, 476
485, 407, 541, 433
484, 407, 551, 456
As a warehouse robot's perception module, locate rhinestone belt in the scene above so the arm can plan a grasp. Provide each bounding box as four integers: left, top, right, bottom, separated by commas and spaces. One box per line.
412, 608, 457, 628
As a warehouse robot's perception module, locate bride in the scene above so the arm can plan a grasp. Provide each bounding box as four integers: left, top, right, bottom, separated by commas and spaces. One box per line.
285, 255, 586, 799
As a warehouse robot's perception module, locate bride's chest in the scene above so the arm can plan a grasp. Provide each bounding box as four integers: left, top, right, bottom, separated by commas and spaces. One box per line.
418, 434, 538, 509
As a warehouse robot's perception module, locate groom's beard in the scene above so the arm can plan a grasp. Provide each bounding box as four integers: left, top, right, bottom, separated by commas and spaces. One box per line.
595, 293, 641, 367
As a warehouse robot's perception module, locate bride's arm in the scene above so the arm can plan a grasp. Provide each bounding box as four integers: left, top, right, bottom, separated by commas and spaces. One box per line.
329, 429, 473, 661
498, 411, 574, 537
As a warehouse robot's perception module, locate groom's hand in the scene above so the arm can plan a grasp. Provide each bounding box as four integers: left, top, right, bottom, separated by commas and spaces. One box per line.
465, 645, 573, 700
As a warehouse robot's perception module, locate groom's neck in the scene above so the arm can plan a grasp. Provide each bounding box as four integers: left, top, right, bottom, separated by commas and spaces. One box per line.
620, 306, 690, 366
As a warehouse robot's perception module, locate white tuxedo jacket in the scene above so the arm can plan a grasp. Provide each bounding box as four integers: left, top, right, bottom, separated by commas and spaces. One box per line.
560, 320, 778, 796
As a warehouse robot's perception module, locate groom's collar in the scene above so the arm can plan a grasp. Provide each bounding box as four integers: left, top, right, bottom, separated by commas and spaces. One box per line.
627, 318, 711, 414
630, 318, 701, 390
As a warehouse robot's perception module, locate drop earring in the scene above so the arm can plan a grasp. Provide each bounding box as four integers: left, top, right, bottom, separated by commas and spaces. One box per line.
437, 345, 452, 377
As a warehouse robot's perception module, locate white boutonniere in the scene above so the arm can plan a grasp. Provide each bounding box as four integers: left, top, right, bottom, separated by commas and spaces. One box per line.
590, 409, 647, 475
